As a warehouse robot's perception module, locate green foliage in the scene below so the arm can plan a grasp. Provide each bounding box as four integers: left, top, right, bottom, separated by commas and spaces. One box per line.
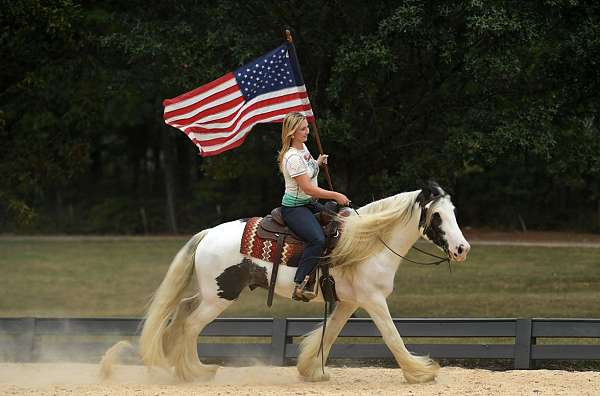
1, 0, 599, 233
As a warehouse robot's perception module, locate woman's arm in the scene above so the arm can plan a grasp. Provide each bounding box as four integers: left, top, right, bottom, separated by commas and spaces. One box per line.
294, 174, 349, 205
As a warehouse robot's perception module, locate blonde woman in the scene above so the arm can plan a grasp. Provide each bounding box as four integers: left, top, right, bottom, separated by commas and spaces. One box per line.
278, 112, 350, 301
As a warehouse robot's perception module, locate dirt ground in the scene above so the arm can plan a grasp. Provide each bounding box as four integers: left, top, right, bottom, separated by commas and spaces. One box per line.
0, 363, 598, 396
1, 231, 597, 395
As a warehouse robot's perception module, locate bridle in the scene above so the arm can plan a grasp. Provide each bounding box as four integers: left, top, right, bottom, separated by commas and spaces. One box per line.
349, 197, 451, 268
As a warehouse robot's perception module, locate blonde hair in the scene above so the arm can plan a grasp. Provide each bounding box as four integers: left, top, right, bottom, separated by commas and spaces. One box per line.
277, 112, 307, 173
329, 191, 422, 268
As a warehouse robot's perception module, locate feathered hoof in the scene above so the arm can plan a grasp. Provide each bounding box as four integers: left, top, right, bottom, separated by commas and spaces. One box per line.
176, 363, 219, 382
299, 369, 330, 382
402, 361, 440, 384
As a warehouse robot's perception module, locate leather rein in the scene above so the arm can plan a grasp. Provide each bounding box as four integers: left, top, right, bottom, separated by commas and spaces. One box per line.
348, 198, 451, 268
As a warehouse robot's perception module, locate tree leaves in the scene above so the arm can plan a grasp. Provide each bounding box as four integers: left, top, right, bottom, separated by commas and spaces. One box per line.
1, 0, 600, 232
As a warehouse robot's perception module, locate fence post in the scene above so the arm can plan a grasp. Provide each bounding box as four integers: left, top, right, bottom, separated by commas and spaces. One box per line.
514, 318, 532, 369
271, 318, 288, 366
17, 317, 36, 362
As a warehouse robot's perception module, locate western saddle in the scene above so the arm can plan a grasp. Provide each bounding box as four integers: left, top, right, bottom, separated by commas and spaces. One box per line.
255, 201, 341, 306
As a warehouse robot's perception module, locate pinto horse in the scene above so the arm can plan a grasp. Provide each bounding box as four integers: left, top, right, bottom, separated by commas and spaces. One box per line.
132, 182, 470, 383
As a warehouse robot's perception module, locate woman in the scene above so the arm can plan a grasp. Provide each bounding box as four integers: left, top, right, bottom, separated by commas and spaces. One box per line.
277, 112, 350, 301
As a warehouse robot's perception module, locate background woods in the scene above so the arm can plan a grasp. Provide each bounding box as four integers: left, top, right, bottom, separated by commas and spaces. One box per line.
1, 0, 599, 234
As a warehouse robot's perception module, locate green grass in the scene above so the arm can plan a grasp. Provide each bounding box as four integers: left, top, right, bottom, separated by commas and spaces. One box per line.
0, 238, 599, 318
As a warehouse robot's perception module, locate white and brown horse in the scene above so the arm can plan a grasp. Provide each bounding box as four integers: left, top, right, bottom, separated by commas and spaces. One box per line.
102, 182, 470, 384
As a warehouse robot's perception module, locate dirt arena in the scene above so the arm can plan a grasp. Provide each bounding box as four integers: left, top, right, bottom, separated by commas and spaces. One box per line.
0, 363, 598, 395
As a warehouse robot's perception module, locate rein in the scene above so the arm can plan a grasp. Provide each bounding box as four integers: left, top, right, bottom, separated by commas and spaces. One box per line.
348, 202, 451, 268
377, 235, 450, 267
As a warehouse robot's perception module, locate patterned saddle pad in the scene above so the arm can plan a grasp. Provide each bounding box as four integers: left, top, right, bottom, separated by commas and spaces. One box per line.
240, 217, 304, 267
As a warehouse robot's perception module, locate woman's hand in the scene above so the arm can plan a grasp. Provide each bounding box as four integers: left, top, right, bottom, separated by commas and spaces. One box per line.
334, 192, 350, 206
293, 173, 350, 206
316, 154, 328, 167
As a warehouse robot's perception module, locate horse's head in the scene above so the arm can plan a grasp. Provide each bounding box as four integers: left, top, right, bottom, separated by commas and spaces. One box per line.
416, 182, 470, 262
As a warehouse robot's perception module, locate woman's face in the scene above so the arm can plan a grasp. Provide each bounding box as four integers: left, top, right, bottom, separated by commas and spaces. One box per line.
291, 119, 309, 145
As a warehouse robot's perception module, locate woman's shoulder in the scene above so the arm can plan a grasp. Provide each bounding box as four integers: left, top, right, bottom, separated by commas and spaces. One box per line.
283, 147, 303, 159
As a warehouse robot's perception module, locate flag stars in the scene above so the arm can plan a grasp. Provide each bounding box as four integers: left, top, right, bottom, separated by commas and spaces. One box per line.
234, 45, 299, 100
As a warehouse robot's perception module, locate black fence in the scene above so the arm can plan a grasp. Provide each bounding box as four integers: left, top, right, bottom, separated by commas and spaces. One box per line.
1, 317, 599, 369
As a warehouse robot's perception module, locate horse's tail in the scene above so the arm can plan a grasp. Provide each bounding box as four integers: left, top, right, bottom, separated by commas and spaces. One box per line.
138, 230, 208, 369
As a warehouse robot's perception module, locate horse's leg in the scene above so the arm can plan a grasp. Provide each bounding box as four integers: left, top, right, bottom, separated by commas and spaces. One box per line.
362, 295, 439, 383
297, 301, 358, 381
165, 297, 232, 381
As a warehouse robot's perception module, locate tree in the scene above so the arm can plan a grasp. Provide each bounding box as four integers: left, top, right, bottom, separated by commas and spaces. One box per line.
1, 0, 599, 233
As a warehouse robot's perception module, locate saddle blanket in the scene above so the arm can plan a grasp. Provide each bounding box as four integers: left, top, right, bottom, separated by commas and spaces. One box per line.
240, 217, 303, 267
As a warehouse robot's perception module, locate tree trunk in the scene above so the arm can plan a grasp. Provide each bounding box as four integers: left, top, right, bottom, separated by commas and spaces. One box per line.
597, 198, 600, 231
162, 130, 178, 234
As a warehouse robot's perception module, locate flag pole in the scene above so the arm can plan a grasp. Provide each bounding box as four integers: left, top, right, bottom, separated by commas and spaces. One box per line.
285, 29, 334, 191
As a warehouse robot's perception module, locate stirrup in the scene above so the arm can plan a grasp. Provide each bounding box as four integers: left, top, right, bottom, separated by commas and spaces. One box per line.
292, 276, 316, 302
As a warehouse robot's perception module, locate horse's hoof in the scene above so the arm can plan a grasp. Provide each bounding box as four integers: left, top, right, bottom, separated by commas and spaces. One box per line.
302, 372, 330, 382
177, 364, 219, 382
196, 365, 219, 381
403, 369, 437, 384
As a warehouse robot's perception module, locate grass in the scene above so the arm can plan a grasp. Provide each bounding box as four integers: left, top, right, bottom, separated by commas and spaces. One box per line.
0, 237, 599, 318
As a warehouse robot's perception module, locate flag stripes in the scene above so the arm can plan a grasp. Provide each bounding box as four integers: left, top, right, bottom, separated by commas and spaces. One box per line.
163, 43, 313, 157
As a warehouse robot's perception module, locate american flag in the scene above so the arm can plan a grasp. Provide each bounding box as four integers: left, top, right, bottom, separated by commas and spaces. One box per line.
163, 43, 314, 156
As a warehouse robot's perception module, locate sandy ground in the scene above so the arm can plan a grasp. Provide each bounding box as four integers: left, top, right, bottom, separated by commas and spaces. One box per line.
0, 363, 598, 396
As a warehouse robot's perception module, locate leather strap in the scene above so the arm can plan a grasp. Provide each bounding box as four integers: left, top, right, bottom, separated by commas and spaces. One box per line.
267, 233, 286, 307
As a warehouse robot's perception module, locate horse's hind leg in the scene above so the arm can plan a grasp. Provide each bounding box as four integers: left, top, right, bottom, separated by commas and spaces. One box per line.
165, 297, 232, 381
297, 301, 358, 381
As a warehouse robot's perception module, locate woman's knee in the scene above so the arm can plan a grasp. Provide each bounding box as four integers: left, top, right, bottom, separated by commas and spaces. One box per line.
307, 233, 326, 247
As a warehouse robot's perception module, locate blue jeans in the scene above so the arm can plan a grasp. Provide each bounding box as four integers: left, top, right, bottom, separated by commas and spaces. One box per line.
281, 202, 325, 284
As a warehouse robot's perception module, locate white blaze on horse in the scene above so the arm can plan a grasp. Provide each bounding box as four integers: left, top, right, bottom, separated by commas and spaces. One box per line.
103, 182, 470, 384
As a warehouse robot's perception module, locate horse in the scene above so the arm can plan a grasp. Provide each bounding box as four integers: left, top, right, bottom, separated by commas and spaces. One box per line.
112, 182, 470, 384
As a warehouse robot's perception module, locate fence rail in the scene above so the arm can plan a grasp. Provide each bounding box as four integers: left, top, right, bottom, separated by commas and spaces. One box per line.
1, 317, 599, 368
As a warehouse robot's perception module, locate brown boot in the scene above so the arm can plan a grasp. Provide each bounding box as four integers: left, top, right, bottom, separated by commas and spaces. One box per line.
292, 276, 317, 302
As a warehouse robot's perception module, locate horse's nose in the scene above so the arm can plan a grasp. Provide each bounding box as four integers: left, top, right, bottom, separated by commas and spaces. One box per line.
453, 242, 470, 261
458, 242, 470, 256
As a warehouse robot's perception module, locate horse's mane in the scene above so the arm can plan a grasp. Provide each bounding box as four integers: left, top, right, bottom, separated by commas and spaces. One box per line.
329, 190, 422, 268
